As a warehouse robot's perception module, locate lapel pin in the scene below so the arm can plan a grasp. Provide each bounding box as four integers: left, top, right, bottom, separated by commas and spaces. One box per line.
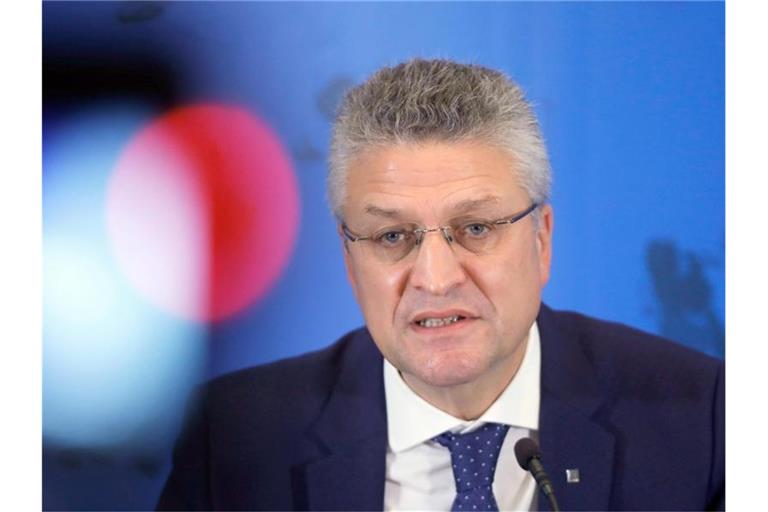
565, 468, 580, 484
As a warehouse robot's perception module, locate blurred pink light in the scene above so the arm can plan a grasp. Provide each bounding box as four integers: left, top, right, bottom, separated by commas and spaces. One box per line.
106, 104, 300, 322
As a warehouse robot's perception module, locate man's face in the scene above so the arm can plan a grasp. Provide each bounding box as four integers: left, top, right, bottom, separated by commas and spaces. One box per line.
341, 141, 553, 396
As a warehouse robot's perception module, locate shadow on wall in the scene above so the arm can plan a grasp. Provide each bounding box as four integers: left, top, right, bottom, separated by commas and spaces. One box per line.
646, 239, 724, 358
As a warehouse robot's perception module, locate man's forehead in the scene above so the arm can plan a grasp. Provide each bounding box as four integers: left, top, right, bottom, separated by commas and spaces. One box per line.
341, 140, 528, 219
349, 140, 513, 170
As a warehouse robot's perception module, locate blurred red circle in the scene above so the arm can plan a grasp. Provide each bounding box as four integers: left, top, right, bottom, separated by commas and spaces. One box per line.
106, 104, 300, 322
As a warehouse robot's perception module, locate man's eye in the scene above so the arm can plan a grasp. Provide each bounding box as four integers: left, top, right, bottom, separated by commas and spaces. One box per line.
463, 223, 492, 237
376, 231, 407, 246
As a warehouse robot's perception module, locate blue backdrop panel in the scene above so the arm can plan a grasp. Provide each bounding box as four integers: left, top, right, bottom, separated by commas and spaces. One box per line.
43, 2, 723, 510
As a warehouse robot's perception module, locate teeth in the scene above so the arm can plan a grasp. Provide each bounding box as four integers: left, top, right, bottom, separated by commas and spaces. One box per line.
418, 315, 461, 328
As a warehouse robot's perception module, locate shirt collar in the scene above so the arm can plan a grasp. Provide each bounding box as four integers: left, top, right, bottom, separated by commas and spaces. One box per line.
384, 321, 541, 453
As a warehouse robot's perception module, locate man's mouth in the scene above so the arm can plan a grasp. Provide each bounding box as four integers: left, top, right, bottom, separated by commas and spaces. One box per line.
416, 315, 465, 328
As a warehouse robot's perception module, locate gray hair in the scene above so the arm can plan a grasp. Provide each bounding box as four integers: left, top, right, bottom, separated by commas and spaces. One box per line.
327, 58, 552, 220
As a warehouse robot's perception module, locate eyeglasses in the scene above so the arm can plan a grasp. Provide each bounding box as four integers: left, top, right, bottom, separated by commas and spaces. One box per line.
341, 203, 539, 263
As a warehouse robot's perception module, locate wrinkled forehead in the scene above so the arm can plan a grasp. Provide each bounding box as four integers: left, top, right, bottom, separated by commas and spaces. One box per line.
342, 141, 529, 222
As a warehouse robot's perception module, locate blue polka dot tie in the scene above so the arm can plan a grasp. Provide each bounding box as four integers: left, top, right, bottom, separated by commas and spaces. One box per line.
434, 423, 510, 512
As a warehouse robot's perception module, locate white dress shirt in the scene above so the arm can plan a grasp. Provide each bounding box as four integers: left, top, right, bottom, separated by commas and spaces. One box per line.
383, 322, 541, 511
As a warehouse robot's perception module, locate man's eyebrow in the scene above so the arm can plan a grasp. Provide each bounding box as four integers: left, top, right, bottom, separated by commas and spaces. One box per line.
362, 196, 503, 219
364, 204, 403, 219
449, 195, 502, 214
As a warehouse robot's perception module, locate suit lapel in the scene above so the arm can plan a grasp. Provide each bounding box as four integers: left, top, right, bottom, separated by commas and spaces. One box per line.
298, 329, 388, 511
295, 307, 617, 511
537, 305, 616, 511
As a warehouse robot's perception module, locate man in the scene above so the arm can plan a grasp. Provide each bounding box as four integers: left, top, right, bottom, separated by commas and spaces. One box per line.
157, 59, 724, 511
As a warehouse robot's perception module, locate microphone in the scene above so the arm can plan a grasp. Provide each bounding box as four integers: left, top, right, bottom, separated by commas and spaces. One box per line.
514, 437, 560, 512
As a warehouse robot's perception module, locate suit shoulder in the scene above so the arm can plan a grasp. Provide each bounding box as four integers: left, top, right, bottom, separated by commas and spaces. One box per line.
545, 308, 723, 388
553, 311, 722, 371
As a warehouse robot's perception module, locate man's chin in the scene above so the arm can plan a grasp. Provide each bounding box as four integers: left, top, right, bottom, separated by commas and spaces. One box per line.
403, 358, 489, 391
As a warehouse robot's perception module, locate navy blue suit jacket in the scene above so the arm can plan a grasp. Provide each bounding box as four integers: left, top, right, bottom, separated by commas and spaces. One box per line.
157, 304, 724, 511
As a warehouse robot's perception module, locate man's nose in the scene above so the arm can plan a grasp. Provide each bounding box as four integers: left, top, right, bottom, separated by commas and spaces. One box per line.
407, 229, 467, 295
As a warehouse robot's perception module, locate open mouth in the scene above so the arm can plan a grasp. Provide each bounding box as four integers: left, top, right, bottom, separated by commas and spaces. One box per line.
415, 314, 467, 328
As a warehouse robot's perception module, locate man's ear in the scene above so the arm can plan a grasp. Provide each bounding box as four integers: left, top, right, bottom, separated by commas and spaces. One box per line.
338, 224, 360, 300
535, 204, 554, 287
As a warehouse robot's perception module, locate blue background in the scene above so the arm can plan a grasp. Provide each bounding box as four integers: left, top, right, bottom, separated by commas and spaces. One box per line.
43, 2, 723, 510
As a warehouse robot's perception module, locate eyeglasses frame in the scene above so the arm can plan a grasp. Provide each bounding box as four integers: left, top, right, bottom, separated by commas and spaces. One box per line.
340, 202, 540, 256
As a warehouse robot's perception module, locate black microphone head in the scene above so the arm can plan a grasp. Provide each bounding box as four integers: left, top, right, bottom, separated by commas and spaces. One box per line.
514, 437, 542, 470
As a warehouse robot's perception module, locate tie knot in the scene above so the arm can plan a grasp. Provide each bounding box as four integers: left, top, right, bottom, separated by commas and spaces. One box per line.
433, 423, 510, 494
